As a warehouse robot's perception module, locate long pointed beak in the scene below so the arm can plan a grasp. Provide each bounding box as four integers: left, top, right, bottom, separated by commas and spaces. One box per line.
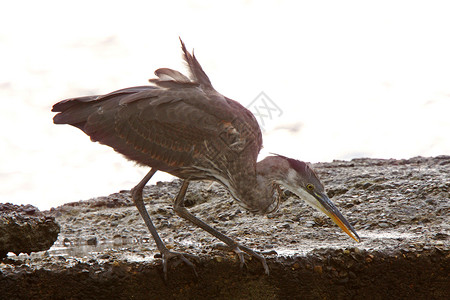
314, 192, 360, 242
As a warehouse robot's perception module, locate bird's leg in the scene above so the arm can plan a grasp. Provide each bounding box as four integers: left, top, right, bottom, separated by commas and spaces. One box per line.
131, 169, 197, 280
173, 180, 269, 275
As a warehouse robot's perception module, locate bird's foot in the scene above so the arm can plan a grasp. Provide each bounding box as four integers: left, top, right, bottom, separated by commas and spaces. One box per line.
231, 244, 270, 275
157, 248, 199, 281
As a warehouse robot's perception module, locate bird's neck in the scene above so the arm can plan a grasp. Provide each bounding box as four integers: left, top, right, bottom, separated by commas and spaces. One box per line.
242, 156, 294, 214
226, 158, 288, 214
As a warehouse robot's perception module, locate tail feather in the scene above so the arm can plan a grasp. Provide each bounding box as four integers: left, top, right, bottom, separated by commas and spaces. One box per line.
51, 95, 99, 113
52, 86, 155, 126
52, 105, 91, 127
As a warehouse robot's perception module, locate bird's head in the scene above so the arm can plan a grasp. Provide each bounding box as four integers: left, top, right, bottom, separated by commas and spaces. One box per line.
256, 154, 360, 242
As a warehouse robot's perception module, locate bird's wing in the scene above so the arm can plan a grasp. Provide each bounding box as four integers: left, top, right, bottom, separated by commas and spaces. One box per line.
52, 39, 262, 174
54, 86, 253, 173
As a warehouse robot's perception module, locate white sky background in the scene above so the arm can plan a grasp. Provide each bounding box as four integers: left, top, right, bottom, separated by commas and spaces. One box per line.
1, 0, 449, 209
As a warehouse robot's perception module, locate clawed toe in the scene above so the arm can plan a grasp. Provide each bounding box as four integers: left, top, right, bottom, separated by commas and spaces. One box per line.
160, 249, 198, 280
231, 244, 270, 275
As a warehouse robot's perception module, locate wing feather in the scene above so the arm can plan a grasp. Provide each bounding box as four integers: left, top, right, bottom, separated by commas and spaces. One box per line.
52, 39, 263, 183
55, 86, 232, 172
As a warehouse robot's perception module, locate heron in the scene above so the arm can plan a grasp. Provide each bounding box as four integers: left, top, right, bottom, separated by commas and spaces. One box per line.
52, 39, 359, 278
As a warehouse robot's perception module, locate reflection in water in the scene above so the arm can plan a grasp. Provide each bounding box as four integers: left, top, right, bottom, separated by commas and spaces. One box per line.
43, 236, 202, 260
48, 236, 140, 258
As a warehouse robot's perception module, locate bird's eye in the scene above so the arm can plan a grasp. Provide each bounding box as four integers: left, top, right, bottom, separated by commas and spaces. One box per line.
306, 183, 314, 191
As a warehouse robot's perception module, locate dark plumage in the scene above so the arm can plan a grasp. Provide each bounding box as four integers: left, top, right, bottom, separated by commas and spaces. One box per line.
52, 39, 359, 278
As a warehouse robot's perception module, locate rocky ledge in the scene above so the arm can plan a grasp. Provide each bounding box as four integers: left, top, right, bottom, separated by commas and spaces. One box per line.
0, 203, 59, 259
0, 156, 449, 299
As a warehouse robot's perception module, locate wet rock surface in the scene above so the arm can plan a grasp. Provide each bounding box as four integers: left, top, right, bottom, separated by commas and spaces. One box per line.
0, 203, 60, 259
0, 156, 449, 299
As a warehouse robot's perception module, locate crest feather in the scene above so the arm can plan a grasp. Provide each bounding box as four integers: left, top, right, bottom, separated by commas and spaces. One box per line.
179, 37, 213, 89
149, 68, 199, 88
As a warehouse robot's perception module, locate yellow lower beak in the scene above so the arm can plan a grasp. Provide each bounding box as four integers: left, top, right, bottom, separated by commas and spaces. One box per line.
325, 210, 360, 242
316, 192, 360, 242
